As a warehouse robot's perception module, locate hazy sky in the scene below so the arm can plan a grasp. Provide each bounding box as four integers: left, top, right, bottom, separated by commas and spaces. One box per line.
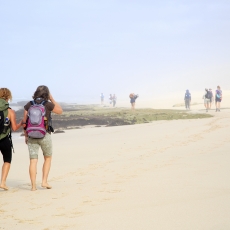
1, 1, 230, 103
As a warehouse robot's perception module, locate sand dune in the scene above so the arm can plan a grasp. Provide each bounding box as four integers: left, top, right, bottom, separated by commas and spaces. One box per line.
0, 108, 230, 229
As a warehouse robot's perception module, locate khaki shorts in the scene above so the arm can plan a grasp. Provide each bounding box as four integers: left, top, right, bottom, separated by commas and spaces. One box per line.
204, 98, 210, 104
28, 133, 52, 159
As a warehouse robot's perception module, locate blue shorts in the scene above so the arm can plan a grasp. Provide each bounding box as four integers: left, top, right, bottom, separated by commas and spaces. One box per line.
215, 97, 222, 102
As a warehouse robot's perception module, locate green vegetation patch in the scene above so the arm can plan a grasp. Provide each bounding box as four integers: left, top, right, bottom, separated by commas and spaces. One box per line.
15, 104, 212, 131
51, 105, 213, 129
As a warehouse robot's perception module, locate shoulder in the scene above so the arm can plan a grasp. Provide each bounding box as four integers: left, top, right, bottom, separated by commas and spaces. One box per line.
7, 108, 15, 118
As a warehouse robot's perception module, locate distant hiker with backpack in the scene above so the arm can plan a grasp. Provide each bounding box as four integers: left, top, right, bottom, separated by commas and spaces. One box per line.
129, 93, 139, 110
0, 88, 22, 190
100, 93, 104, 105
112, 94, 117, 107
22, 85, 62, 191
209, 88, 214, 109
203, 88, 211, 112
184, 89, 191, 110
215, 85, 222, 112
109, 94, 113, 106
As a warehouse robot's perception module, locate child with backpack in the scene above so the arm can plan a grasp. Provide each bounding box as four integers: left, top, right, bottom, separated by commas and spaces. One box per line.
0, 88, 22, 190
22, 85, 62, 191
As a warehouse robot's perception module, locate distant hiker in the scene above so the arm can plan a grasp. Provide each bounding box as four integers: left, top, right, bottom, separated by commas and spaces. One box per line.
209, 88, 213, 109
22, 85, 63, 191
184, 89, 191, 110
0, 88, 22, 190
100, 93, 104, 105
129, 93, 139, 110
203, 88, 211, 112
215, 86, 222, 112
112, 94, 117, 107
109, 94, 113, 105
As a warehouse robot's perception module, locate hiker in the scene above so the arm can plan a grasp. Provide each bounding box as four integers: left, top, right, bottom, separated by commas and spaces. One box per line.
215, 86, 222, 112
184, 89, 191, 110
109, 94, 113, 105
209, 88, 214, 109
22, 85, 62, 191
203, 88, 211, 112
129, 93, 139, 110
100, 93, 104, 105
112, 94, 117, 107
0, 88, 22, 190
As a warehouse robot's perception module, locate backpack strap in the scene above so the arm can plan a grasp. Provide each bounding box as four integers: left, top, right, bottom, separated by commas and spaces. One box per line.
41, 100, 48, 106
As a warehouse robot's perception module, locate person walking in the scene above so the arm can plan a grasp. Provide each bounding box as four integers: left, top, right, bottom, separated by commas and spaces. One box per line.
112, 94, 117, 107
109, 94, 113, 106
184, 89, 191, 110
209, 88, 213, 109
203, 88, 211, 112
215, 86, 222, 112
130, 93, 139, 110
22, 85, 62, 191
100, 93, 104, 105
0, 88, 22, 190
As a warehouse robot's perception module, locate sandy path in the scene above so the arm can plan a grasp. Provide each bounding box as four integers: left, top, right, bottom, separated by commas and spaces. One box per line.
0, 109, 230, 230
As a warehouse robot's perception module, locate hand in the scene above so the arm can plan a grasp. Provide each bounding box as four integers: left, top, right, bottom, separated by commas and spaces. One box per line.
25, 136, 28, 144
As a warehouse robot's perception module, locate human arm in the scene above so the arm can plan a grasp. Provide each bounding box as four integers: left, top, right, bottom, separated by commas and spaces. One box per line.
49, 94, 63, 114
22, 110, 29, 144
8, 109, 22, 131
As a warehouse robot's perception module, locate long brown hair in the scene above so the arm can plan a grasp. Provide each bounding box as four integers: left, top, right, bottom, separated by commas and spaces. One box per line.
0, 88, 12, 101
32, 85, 50, 101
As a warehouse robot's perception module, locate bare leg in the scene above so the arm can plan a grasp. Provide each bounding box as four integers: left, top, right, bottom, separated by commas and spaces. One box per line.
217, 102, 221, 111
41, 156, 52, 189
132, 103, 135, 110
0, 162, 11, 190
29, 159, 38, 191
204, 103, 207, 111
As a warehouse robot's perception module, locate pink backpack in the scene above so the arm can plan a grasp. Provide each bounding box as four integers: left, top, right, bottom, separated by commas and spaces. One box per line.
26, 100, 47, 138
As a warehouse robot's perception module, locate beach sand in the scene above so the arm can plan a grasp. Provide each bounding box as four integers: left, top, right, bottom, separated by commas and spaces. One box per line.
1, 106, 230, 229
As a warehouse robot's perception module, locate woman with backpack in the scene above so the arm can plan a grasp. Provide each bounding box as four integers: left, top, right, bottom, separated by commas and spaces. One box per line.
22, 85, 62, 191
129, 93, 139, 110
0, 88, 22, 190
215, 85, 222, 112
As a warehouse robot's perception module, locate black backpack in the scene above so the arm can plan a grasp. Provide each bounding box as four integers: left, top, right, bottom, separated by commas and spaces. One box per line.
0, 110, 5, 134
205, 91, 212, 99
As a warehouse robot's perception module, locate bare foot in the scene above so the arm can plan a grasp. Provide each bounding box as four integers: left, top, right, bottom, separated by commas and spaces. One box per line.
0, 184, 8, 190
31, 187, 37, 191
41, 183, 52, 189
